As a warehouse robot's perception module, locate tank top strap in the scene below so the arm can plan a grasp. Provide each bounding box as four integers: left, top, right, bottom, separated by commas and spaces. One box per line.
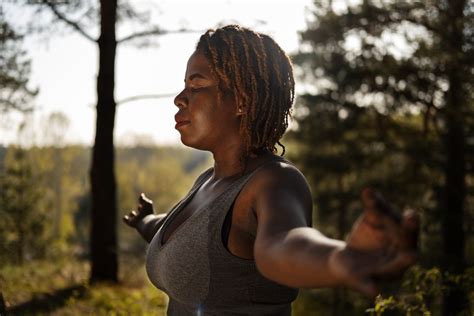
223, 154, 289, 199
192, 167, 214, 189
209, 155, 290, 242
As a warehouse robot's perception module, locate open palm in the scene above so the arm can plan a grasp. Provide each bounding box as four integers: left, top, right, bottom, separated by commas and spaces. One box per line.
329, 189, 419, 297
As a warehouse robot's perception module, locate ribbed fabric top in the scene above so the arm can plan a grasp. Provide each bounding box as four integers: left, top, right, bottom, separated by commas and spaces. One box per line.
146, 157, 298, 315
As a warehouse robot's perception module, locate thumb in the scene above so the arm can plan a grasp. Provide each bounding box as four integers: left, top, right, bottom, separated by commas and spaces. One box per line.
140, 192, 153, 204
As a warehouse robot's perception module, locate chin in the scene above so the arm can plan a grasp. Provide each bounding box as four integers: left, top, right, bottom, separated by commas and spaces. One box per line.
180, 135, 208, 151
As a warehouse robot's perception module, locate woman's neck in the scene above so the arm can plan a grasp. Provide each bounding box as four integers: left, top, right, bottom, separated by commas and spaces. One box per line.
211, 145, 273, 180
211, 143, 244, 179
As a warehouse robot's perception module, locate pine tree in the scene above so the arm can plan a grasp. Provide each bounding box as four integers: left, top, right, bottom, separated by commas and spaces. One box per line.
292, 0, 473, 314
0, 146, 45, 265
0, 4, 37, 113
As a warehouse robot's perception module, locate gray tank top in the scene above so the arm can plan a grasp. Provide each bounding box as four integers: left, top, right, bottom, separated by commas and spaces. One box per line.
146, 158, 298, 315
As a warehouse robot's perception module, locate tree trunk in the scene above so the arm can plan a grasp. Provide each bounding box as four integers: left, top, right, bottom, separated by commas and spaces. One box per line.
89, 0, 118, 283
442, 0, 468, 314
0, 291, 6, 315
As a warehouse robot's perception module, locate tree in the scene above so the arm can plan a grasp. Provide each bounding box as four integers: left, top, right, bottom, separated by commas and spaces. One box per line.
0, 145, 45, 265
22, 0, 199, 282
44, 112, 70, 242
292, 0, 473, 314
0, 4, 37, 114
0, 6, 37, 304
35, 112, 87, 254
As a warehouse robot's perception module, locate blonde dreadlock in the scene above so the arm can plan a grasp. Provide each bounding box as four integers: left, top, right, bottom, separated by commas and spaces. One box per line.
196, 25, 295, 158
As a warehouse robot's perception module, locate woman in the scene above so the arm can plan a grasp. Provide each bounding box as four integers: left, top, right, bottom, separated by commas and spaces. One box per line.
123, 25, 418, 315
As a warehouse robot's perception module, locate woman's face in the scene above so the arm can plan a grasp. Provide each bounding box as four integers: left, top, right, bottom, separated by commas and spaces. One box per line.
174, 51, 241, 151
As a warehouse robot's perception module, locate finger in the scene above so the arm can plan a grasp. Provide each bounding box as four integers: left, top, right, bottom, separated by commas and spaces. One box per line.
401, 209, 420, 250
138, 193, 154, 214
362, 188, 376, 210
366, 210, 419, 259
358, 214, 387, 242
123, 215, 133, 225
131, 210, 138, 217
362, 188, 401, 224
140, 193, 152, 204
346, 213, 390, 252
363, 208, 385, 229
362, 190, 410, 250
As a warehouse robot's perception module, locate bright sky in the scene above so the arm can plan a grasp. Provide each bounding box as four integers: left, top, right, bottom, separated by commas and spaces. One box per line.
1, 0, 314, 146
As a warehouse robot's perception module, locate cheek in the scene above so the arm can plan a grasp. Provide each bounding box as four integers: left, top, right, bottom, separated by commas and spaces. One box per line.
179, 92, 240, 148
193, 105, 216, 131
178, 107, 215, 148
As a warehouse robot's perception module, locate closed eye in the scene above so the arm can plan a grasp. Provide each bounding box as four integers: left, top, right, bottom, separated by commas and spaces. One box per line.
190, 86, 205, 92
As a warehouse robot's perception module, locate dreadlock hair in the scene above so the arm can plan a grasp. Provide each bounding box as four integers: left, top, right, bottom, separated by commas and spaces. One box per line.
196, 25, 295, 159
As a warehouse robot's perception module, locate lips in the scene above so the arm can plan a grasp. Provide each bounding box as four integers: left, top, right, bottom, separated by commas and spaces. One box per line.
174, 113, 190, 129
175, 120, 190, 129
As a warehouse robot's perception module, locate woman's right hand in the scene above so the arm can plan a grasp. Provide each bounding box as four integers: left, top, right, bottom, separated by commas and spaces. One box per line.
123, 193, 155, 228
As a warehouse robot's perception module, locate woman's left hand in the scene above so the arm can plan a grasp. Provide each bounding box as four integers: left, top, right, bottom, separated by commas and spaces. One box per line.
328, 189, 420, 297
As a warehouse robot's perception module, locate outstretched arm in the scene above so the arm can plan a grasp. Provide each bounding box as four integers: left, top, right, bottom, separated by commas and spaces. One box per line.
123, 193, 167, 243
252, 165, 418, 297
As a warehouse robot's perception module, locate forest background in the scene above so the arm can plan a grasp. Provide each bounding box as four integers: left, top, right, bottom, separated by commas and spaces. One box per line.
0, 0, 472, 315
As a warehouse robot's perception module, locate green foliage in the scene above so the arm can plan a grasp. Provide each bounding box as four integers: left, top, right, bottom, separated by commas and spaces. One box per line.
32, 145, 91, 257
290, 0, 473, 237
0, 256, 166, 315
116, 145, 210, 215
0, 144, 211, 263
288, 105, 437, 239
0, 146, 47, 264
292, 0, 473, 313
367, 266, 474, 316
292, 288, 370, 316
0, 4, 37, 113
0, 138, 91, 264
115, 145, 211, 253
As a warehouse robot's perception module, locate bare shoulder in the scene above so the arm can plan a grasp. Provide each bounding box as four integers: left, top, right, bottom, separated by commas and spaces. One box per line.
249, 159, 309, 190
243, 158, 313, 227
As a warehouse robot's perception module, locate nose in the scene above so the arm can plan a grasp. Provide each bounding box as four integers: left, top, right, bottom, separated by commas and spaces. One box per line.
174, 89, 187, 108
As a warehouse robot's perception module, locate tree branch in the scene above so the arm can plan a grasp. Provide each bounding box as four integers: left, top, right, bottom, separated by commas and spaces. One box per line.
118, 28, 203, 44
116, 93, 178, 105
0, 99, 34, 113
45, 2, 97, 43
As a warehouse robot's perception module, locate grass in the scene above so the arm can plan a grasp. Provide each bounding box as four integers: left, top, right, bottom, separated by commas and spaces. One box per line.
0, 255, 167, 315
0, 255, 382, 315
0, 255, 358, 315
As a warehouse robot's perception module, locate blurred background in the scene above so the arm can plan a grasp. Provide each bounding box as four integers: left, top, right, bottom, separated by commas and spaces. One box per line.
0, 0, 472, 315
